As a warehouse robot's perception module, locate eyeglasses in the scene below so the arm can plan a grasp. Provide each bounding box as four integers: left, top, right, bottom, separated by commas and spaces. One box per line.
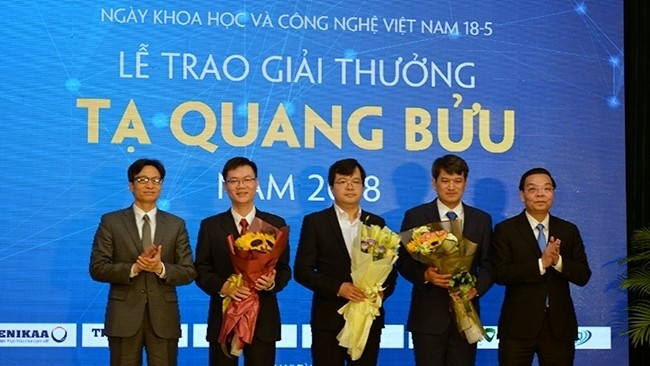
524, 186, 554, 194
334, 179, 363, 187
134, 176, 163, 185
225, 177, 257, 186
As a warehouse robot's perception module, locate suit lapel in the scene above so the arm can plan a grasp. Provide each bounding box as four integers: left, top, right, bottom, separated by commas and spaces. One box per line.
218, 210, 239, 237
326, 206, 351, 260
153, 210, 166, 245
426, 200, 442, 223
514, 211, 541, 255
121, 208, 143, 253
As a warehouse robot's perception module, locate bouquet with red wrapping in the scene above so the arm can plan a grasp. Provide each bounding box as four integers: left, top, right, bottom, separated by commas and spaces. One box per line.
218, 218, 289, 356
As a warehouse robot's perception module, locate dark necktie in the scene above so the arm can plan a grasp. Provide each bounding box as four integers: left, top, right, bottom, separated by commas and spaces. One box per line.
240, 218, 249, 235
537, 223, 546, 250
142, 214, 152, 249
446, 211, 458, 220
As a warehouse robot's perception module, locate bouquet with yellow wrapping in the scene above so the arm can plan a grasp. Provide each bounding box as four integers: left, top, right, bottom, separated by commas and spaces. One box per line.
336, 223, 400, 360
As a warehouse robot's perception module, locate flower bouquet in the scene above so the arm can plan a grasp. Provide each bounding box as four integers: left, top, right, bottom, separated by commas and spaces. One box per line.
400, 220, 486, 344
337, 223, 400, 360
219, 218, 289, 357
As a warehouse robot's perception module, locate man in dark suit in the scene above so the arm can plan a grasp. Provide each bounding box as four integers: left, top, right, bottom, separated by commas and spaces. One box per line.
492, 167, 591, 366
90, 158, 197, 366
194, 156, 291, 366
396, 154, 493, 366
294, 158, 398, 366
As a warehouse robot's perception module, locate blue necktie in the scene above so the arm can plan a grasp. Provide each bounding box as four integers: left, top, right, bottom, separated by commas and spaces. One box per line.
537, 222, 550, 306
536, 223, 546, 250
446, 211, 458, 221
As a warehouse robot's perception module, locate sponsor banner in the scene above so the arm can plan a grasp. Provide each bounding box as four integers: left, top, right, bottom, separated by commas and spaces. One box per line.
0, 323, 76, 347
575, 327, 611, 349
380, 325, 405, 349
82, 323, 188, 347
301, 324, 405, 349
193, 324, 299, 348
278, 324, 298, 348
193, 324, 208, 348
476, 326, 611, 349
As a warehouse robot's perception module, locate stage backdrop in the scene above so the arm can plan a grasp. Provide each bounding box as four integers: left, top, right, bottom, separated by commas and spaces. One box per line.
0, 1, 625, 365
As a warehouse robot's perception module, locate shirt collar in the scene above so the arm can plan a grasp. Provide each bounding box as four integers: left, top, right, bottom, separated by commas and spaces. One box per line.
524, 211, 550, 230
333, 204, 361, 222
132, 204, 157, 222
436, 199, 463, 220
231, 206, 256, 226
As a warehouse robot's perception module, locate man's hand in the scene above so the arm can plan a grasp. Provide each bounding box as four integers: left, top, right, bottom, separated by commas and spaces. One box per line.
424, 267, 452, 289
338, 282, 366, 302
541, 237, 561, 268
221, 280, 251, 301
255, 270, 276, 291
136, 245, 163, 274
450, 287, 478, 301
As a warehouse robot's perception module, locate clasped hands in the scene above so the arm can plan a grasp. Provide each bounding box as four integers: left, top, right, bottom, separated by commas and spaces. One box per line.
221, 270, 277, 301
541, 236, 561, 268
424, 267, 478, 300
134, 245, 163, 274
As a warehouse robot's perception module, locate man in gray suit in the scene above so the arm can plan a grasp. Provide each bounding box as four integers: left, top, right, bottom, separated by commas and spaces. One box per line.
90, 158, 196, 366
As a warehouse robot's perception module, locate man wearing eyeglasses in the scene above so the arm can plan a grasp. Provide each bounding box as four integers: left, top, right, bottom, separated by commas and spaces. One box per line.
491, 167, 591, 366
396, 154, 493, 366
294, 158, 398, 366
90, 158, 197, 366
194, 156, 291, 366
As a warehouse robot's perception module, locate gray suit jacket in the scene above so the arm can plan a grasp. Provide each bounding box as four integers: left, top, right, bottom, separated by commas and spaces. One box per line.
89, 206, 196, 339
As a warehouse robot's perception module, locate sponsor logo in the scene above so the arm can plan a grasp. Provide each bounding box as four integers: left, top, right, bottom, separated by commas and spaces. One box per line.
0, 323, 76, 347
82, 323, 189, 347
51, 326, 68, 343
576, 330, 592, 346
484, 327, 496, 342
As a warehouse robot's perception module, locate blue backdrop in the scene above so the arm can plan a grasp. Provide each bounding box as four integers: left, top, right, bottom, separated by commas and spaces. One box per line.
0, 1, 625, 365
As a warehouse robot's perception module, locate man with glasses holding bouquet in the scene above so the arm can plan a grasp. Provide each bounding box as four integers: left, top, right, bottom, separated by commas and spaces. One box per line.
194, 156, 291, 366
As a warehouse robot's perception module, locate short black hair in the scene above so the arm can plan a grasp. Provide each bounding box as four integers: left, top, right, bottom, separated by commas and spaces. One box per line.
328, 158, 366, 186
518, 167, 557, 191
128, 158, 165, 182
432, 154, 469, 179
222, 156, 258, 179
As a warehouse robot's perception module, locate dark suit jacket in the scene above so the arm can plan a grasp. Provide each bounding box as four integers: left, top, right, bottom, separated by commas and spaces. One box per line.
89, 207, 196, 339
396, 199, 493, 335
194, 209, 291, 343
491, 210, 591, 341
294, 206, 398, 332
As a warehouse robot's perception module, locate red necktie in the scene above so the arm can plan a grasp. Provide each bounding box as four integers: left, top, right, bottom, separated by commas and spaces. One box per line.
240, 218, 249, 234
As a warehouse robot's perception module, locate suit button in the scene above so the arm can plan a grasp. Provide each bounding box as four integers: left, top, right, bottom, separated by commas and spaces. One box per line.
140, 289, 147, 294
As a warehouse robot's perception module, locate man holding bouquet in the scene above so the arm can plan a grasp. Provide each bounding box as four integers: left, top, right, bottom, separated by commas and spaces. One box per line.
295, 158, 398, 366
194, 157, 291, 366
396, 154, 493, 366
491, 168, 591, 365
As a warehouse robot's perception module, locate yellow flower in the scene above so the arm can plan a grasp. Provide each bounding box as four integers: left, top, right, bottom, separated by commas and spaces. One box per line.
406, 227, 459, 255
234, 232, 276, 252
